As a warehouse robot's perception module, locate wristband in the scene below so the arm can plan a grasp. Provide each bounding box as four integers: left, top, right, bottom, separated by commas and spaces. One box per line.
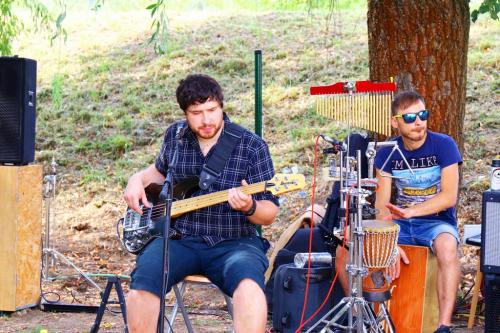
244, 198, 257, 216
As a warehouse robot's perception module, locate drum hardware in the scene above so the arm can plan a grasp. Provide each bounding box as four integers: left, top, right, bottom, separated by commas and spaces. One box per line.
369, 141, 415, 179
306, 151, 396, 333
41, 158, 103, 305
306, 81, 404, 332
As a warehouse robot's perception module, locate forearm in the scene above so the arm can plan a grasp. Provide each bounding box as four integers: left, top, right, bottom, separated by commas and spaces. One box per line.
405, 191, 457, 218
375, 202, 391, 220
246, 200, 279, 226
375, 169, 392, 220
130, 164, 165, 188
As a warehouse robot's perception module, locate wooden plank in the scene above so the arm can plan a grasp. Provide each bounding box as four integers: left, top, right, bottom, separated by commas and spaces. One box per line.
422, 249, 439, 332
387, 245, 439, 333
0, 165, 42, 311
16, 165, 42, 309
0, 166, 19, 311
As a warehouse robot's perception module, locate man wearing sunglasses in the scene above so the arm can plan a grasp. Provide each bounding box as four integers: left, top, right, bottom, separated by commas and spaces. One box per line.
374, 91, 462, 333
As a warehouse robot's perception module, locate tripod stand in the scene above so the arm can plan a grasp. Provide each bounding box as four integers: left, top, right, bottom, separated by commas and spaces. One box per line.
41, 158, 102, 300
306, 150, 395, 333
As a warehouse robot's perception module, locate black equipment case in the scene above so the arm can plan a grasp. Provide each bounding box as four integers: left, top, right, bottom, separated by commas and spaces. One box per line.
272, 263, 343, 333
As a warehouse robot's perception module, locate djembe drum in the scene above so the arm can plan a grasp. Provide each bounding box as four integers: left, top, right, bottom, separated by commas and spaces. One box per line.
362, 220, 400, 302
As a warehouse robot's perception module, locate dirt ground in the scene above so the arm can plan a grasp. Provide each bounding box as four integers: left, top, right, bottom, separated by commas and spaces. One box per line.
0, 162, 489, 333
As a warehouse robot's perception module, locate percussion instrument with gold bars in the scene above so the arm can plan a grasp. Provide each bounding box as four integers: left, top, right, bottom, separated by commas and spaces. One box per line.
310, 80, 396, 136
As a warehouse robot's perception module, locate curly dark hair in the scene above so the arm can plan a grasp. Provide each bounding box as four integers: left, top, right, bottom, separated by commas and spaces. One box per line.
392, 91, 425, 116
176, 74, 224, 112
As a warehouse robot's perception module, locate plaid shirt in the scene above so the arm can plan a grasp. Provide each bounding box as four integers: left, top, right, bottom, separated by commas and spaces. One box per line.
155, 114, 279, 246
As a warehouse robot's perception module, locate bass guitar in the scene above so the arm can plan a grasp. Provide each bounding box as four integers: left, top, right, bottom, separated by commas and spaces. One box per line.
119, 173, 305, 254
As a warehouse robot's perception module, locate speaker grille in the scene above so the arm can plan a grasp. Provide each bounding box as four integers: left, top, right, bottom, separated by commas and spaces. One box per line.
0, 64, 22, 160
0, 57, 36, 164
484, 200, 500, 269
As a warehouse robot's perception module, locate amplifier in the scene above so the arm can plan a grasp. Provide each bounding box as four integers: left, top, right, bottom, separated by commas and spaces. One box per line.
481, 190, 500, 273
484, 273, 500, 333
0, 56, 37, 165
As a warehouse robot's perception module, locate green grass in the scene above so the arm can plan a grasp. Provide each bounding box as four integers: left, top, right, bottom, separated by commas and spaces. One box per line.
11, 4, 499, 227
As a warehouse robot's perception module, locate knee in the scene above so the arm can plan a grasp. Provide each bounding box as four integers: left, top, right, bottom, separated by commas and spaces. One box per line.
233, 278, 262, 298
127, 290, 160, 332
433, 234, 459, 264
233, 279, 265, 306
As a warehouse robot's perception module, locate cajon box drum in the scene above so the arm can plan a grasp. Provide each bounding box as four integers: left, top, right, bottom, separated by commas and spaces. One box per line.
0, 165, 42, 311
387, 245, 439, 333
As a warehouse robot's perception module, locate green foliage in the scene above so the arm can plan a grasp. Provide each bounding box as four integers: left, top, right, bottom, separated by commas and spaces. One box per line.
471, 0, 500, 22
103, 134, 133, 158
0, 0, 67, 56
51, 73, 64, 110
0, 0, 21, 55
147, 0, 169, 54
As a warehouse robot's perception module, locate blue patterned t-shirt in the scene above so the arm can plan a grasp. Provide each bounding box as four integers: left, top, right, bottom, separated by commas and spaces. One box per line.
374, 131, 462, 225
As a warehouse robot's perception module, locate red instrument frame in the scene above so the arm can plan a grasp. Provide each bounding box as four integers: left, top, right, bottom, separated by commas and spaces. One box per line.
310, 80, 396, 95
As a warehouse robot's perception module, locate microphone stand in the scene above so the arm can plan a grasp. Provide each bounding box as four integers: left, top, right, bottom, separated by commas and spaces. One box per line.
157, 127, 182, 332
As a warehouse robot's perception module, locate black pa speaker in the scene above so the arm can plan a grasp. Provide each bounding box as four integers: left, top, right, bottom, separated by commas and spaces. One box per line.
0, 56, 37, 165
481, 190, 500, 274
484, 273, 500, 333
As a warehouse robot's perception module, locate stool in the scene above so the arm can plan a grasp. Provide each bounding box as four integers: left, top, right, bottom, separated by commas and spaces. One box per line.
467, 254, 483, 329
166, 275, 233, 333
465, 234, 482, 329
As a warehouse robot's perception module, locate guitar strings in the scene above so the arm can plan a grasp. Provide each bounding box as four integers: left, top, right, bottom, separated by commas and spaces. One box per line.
145, 183, 267, 220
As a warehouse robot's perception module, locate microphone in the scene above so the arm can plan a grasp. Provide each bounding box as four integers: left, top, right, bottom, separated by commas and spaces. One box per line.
176, 122, 186, 145
321, 134, 345, 154
320, 134, 341, 145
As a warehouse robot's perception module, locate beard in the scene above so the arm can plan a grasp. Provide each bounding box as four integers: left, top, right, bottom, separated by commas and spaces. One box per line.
400, 125, 427, 142
192, 121, 223, 140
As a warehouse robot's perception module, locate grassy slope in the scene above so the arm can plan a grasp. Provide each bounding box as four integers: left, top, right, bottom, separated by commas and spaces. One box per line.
13, 3, 500, 273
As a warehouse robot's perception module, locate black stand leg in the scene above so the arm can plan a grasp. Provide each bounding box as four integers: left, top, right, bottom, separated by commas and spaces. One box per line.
90, 276, 129, 333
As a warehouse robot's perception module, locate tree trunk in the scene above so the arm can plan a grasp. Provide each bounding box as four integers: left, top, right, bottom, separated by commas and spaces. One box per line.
367, 0, 469, 151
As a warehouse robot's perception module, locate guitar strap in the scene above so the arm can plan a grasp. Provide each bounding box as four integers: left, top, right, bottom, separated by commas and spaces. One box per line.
199, 122, 244, 190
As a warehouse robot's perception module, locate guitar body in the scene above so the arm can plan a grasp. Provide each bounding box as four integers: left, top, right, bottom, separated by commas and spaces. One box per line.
118, 173, 306, 254
121, 177, 199, 254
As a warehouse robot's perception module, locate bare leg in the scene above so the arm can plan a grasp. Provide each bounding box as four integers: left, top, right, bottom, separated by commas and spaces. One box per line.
232, 279, 267, 333
127, 289, 160, 333
432, 233, 460, 326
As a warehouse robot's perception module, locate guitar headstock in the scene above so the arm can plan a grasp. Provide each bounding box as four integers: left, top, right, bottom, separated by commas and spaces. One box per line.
266, 173, 306, 195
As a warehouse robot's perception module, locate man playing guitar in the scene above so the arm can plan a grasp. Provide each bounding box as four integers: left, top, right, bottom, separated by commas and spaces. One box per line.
123, 74, 279, 333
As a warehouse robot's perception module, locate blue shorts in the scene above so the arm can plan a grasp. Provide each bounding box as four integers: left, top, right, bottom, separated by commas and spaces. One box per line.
130, 235, 269, 298
395, 218, 459, 251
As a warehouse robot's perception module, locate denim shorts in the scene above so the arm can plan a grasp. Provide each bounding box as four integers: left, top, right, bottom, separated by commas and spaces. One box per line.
130, 235, 269, 298
394, 218, 459, 251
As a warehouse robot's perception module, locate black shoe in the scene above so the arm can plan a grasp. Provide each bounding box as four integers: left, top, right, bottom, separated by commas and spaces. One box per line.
433, 325, 452, 333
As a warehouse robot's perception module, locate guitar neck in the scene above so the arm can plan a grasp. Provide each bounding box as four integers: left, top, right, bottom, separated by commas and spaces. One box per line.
170, 181, 267, 217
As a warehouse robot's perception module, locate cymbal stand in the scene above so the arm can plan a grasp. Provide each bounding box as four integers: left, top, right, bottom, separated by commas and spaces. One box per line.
306, 150, 394, 333
41, 158, 101, 293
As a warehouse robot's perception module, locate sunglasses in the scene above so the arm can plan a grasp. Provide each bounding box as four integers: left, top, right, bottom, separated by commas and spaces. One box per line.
393, 109, 429, 124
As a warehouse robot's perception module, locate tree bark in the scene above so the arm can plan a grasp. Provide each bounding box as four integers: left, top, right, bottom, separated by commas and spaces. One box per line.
367, 0, 470, 151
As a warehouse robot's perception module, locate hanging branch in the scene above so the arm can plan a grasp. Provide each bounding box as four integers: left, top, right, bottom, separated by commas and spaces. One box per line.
147, 0, 169, 54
